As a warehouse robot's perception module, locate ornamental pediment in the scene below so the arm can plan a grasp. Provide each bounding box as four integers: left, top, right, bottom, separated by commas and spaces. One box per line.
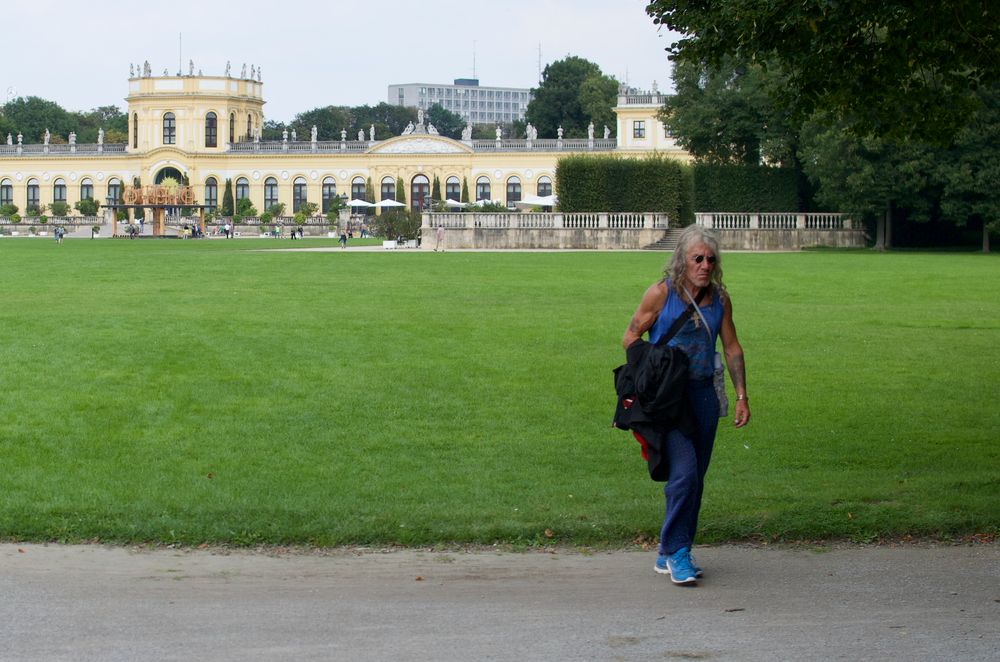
369, 135, 472, 155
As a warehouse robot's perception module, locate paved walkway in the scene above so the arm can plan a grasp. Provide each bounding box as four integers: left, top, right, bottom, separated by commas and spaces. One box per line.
1, 543, 996, 661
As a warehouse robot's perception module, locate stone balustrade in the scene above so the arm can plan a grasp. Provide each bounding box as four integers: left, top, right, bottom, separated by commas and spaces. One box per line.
0, 143, 127, 156
425, 212, 669, 230
696, 212, 852, 230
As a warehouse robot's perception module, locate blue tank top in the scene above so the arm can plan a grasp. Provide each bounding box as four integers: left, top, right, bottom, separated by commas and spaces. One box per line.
648, 281, 723, 380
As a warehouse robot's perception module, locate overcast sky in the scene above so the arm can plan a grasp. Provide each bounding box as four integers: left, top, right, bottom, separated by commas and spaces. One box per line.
2, 1, 680, 122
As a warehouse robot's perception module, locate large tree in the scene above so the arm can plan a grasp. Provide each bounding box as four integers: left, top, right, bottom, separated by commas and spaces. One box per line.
288, 106, 354, 141
2, 96, 74, 143
526, 56, 618, 138
799, 117, 938, 250
426, 104, 465, 140
935, 85, 1000, 252
646, 1, 1000, 142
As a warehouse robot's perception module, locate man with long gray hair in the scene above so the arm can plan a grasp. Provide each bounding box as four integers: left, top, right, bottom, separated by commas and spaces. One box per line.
622, 225, 750, 585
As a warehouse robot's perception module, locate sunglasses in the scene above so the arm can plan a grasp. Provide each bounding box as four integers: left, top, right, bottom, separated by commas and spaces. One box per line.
692, 254, 717, 264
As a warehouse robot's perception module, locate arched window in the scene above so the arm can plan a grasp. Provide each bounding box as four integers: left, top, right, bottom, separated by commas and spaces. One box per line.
292, 177, 307, 213
204, 177, 218, 211
322, 177, 337, 213
411, 174, 430, 211
108, 179, 121, 205
351, 177, 366, 213
380, 176, 396, 202
163, 112, 176, 145
476, 176, 491, 202
0, 179, 13, 207
506, 176, 522, 209
26, 179, 40, 212
536, 176, 552, 197
205, 112, 217, 148
80, 178, 94, 201
133, 113, 138, 149
235, 177, 250, 201
445, 176, 461, 201
229, 113, 235, 144
264, 177, 279, 211
53, 178, 67, 203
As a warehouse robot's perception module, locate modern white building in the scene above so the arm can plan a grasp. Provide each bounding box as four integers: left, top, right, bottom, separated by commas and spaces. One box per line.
388, 79, 532, 125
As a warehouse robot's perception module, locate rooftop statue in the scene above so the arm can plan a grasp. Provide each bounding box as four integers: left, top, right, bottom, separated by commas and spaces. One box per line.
461, 124, 471, 141
44, 128, 50, 145
496, 126, 502, 140
189, 60, 194, 76
588, 122, 594, 140
68, 132, 76, 145
604, 125, 610, 140
6, 133, 11, 146
225, 61, 231, 77
402, 122, 414, 135
311, 125, 317, 142
241, 63, 247, 79
341, 129, 347, 141
130, 63, 135, 77
369, 124, 375, 141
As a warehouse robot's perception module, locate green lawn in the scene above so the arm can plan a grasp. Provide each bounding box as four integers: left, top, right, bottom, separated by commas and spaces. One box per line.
1, 238, 997, 546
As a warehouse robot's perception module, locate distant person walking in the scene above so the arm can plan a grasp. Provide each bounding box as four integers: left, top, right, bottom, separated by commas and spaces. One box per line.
621, 225, 750, 585
434, 225, 445, 251
339, 231, 347, 249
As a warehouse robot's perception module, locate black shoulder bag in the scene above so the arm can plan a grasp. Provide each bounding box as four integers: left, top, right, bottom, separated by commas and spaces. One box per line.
613, 286, 706, 429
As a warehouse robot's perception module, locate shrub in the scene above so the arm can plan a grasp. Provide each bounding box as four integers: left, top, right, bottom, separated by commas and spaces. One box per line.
74, 199, 100, 216
0, 203, 19, 217
556, 154, 694, 223
233, 197, 257, 222
49, 201, 70, 217
259, 212, 273, 224
692, 164, 800, 211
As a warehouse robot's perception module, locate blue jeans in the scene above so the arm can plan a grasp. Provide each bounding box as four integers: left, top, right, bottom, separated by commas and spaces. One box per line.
659, 379, 719, 555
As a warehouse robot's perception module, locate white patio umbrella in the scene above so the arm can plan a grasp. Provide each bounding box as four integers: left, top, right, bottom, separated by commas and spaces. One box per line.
516, 195, 558, 209
443, 199, 467, 208
375, 199, 406, 208
347, 199, 373, 207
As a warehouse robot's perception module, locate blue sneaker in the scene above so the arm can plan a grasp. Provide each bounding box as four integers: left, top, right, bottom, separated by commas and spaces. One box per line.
658, 547, 698, 584
689, 552, 705, 578
654, 550, 704, 578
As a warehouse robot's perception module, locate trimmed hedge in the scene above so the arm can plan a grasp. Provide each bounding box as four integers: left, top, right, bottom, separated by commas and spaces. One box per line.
692, 164, 799, 211
556, 155, 694, 223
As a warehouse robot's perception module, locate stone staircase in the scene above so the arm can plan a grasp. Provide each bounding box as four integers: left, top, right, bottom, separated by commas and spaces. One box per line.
642, 228, 685, 251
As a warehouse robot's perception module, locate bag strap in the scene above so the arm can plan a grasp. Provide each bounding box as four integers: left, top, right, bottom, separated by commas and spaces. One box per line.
683, 285, 716, 344
654, 284, 706, 346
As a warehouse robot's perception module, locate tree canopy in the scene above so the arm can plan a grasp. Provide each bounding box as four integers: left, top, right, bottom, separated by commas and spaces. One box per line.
525, 56, 618, 138
1, 97, 128, 144
426, 104, 465, 140
646, 0, 1000, 142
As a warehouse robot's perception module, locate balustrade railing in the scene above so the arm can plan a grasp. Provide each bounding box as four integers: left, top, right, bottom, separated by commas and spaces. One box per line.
424, 212, 670, 230
696, 212, 852, 230
0, 143, 127, 156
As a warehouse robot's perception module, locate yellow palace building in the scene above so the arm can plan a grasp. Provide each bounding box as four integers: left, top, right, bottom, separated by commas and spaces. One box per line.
0, 66, 685, 233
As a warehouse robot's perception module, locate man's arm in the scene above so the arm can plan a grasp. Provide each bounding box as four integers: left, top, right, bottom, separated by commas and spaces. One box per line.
719, 295, 750, 427
622, 282, 667, 349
